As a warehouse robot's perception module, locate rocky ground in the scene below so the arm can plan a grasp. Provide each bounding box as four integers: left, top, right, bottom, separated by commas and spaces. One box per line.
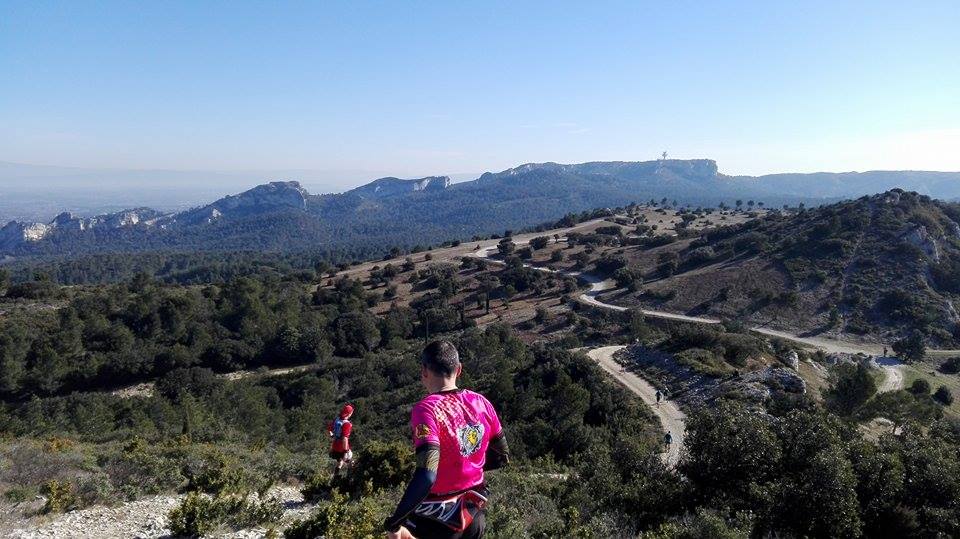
7, 486, 313, 539
619, 344, 807, 408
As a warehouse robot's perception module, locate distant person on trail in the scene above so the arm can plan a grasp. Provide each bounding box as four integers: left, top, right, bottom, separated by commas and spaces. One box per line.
664, 431, 673, 447
328, 403, 354, 478
655, 390, 662, 407
384, 340, 509, 539
883, 346, 888, 357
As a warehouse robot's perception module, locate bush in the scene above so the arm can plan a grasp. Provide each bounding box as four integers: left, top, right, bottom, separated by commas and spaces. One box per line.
674, 348, 732, 377
939, 357, 960, 374
306, 440, 412, 500
826, 363, 877, 416
169, 492, 222, 537
933, 386, 954, 406
185, 450, 270, 496
40, 479, 78, 514
168, 491, 283, 537
892, 333, 926, 362
284, 491, 384, 539
908, 378, 931, 395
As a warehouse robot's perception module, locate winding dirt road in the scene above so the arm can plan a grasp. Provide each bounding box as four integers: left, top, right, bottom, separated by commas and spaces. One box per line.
588, 345, 686, 466
475, 240, 906, 392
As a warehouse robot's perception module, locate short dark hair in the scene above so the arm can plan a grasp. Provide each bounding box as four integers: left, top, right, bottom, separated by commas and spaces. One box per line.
421, 340, 460, 377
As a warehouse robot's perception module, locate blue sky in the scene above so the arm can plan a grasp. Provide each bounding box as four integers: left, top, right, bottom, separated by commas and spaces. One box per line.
2, 0, 959, 182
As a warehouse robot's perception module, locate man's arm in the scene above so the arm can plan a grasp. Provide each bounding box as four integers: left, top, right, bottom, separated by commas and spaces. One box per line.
484, 431, 509, 471
383, 444, 440, 533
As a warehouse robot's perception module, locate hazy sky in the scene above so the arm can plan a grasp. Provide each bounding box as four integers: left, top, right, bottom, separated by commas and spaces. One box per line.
2, 0, 959, 181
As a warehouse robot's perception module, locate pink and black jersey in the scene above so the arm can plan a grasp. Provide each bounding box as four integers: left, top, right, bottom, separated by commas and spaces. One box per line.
409, 389, 503, 495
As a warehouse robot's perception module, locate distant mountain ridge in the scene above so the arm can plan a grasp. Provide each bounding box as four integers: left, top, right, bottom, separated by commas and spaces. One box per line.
2, 159, 959, 260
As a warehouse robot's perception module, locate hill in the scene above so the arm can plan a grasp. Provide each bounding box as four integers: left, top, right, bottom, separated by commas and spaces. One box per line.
602, 189, 960, 347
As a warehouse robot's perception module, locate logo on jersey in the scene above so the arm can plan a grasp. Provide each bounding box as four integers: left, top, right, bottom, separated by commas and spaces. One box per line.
415, 423, 431, 439
456, 423, 485, 456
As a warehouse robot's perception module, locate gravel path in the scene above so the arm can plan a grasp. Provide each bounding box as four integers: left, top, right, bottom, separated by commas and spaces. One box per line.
9, 486, 312, 539
876, 357, 905, 392
587, 345, 686, 466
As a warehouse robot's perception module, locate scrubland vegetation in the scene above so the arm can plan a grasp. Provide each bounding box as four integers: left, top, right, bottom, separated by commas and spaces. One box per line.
2, 195, 960, 537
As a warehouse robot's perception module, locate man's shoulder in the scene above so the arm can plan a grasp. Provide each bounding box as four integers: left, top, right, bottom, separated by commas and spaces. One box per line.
462, 389, 493, 407
411, 394, 440, 415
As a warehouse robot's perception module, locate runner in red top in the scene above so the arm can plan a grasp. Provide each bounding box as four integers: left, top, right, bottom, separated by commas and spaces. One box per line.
384, 340, 509, 539
328, 403, 354, 478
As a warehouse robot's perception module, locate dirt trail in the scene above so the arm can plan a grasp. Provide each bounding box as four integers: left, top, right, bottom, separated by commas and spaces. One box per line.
587, 346, 685, 466
876, 357, 905, 392
475, 242, 908, 392
112, 363, 320, 399
8, 486, 310, 539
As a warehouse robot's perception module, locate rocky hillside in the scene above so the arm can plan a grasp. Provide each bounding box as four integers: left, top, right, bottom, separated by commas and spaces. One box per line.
624, 190, 960, 346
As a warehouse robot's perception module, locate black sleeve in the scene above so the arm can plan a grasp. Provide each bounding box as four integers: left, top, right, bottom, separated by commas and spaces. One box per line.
383, 444, 439, 532
484, 431, 509, 471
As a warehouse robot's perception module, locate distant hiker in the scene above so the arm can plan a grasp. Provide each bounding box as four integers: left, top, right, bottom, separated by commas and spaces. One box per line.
664, 431, 673, 446
328, 403, 354, 478
655, 390, 662, 407
384, 340, 509, 539
883, 346, 888, 357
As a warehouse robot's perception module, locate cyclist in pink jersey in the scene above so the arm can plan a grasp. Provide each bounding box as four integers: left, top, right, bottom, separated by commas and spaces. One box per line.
384, 340, 509, 539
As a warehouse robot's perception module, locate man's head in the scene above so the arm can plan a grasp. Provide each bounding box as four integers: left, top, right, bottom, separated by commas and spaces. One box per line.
340, 403, 354, 419
420, 340, 462, 390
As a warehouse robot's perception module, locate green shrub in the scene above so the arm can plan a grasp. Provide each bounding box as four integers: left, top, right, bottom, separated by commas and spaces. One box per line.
4, 486, 33, 503
335, 440, 413, 496
41, 479, 78, 514
826, 363, 877, 416
939, 357, 960, 374
168, 490, 282, 537
76, 472, 115, 508
300, 471, 333, 503
284, 491, 384, 539
184, 449, 271, 497
908, 378, 932, 395
933, 386, 954, 406
674, 348, 732, 378
103, 440, 186, 499
168, 491, 221, 537
220, 494, 284, 529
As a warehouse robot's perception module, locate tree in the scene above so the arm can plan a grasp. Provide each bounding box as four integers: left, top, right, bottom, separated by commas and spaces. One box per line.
613, 268, 642, 291
933, 386, 954, 405
908, 378, 931, 395
826, 362, 877, 416
332, 311, 381, 356
892, 332, 926, 362
657, 252, 679, 277
735, 199, 743, 210
529, 236, 550, 250
627, 309, 651, 341
681, 401, 781, 508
